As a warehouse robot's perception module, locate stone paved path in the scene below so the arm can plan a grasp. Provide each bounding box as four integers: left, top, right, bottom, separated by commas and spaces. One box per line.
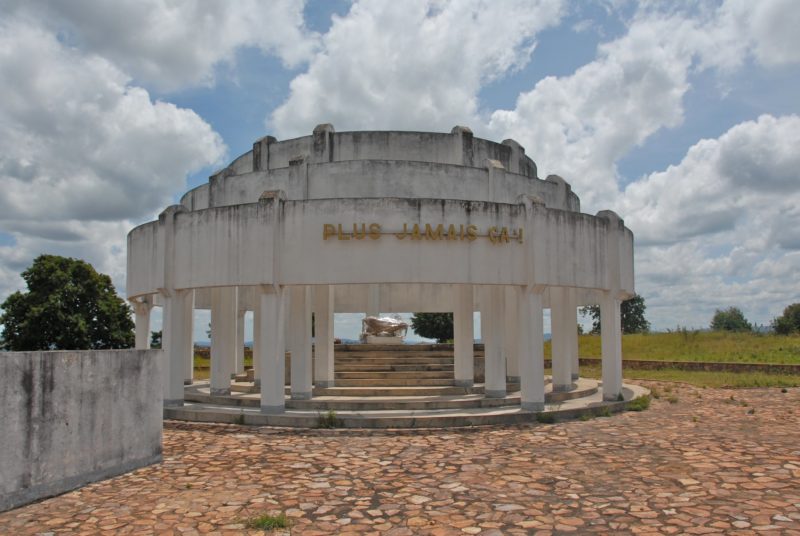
2, 382, 799, 535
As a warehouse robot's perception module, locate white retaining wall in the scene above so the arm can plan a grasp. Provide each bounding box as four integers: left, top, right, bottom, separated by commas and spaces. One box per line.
0, 350, 163, 512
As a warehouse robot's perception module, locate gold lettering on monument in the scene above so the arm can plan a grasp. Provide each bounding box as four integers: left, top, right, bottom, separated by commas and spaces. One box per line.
323, 222, 523, 244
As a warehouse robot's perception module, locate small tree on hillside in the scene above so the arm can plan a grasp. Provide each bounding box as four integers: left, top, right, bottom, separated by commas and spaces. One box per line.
0, 254, 134, 350
581, 294, 650, 335
710, 306, 752, 332
150, 330, 162, 349
410, 312, 453, 342
772, 303, 800, 335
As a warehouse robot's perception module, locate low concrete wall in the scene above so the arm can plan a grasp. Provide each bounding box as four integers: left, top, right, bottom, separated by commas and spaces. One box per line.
0, 350, 163, 512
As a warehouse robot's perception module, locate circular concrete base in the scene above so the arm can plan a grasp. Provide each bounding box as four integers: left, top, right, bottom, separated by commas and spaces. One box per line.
165, 379, 650, 429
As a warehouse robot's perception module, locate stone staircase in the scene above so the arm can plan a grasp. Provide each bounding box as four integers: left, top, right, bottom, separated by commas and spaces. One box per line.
171, 343, 641, 428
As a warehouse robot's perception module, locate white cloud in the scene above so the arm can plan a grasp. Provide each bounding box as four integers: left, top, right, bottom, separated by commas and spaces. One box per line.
488, 13, 697, 210
718, 0, 800, 68
480, 1, 800, 329
3, 0, 319, 91
620, 114, 800, 245
0, 19, 226, 300
270, 0, 565, 138
620, 115, 800, 329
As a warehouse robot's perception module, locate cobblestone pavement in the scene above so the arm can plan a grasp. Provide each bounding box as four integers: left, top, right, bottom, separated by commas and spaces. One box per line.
2, 382, 799, 535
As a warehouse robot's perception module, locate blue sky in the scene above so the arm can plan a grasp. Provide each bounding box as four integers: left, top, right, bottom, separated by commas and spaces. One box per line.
1, 0, 799, 342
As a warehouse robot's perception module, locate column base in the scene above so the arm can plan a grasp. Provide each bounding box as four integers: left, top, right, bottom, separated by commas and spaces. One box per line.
506, 376, 520, 383
163, 399, 184, 407
260, 405, 285, 414
485, 389, 506, 398
603, 392, 622, 402
315, 380, 334, 388
210, 388, 231, 396
184, 379, 192, 385
454, 379, 474, 387
553, 383, 573, 392
291, 391, 312, 400
571, 373, 580, 381
521, 401, 544, 411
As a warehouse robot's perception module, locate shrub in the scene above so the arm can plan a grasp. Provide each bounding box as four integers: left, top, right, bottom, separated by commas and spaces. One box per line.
627, 395, 651, 412
710, 307, 752, 332
536, 412, 555, 424
317, 410, 343, 428
772, 303, 800, 335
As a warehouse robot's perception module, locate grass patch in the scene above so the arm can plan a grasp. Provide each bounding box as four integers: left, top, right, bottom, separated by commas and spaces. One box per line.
578, 365, 800, 389
564, 331, 800, 364
316, 410, 343, 429
243, 512, 290, 530
627, 395, 651, 411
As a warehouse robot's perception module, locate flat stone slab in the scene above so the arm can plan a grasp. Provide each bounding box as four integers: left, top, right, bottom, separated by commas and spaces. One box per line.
1, 383, 797, 534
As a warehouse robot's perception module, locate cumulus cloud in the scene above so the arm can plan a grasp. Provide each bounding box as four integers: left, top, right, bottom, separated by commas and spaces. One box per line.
3, 0, 319, 91
0, 22, 226, 223
486, 0, 800, 211
488, 13, 697, 210
0, 18, 226, 300
620, 114, 800, 245
619, 115, 800, 329
270, 0, 565, 138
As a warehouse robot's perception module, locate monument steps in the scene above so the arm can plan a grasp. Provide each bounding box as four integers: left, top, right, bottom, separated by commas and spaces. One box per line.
175, 346, 629, 428
334, 370, 454, 380
334, 363, 454, 372
332, 378, 462, 387
170, 380, 647, 429
313, 385, 479, 397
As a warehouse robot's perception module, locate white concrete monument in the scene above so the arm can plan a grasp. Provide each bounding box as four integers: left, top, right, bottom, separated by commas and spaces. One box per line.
127, 125, 635, 413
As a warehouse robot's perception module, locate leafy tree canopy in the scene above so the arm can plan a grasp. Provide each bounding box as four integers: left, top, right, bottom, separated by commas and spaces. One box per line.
0, 254, 134, 350
151, 330, 163, 349
581, 294, 650, 335
710, 306, 752, 332
772, 303, 800, 335
410, 312, 453, 343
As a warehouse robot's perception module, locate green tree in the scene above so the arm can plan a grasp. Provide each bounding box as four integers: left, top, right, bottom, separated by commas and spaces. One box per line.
410, 312, 453, 343
772, 303, 800, 335
0, 254, 134, 350
581, 294, 650, 335
150, 330, 163, 349
710, 306, 752, 332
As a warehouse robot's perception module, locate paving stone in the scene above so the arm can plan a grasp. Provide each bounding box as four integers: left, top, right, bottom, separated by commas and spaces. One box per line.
0, 382, 798, 534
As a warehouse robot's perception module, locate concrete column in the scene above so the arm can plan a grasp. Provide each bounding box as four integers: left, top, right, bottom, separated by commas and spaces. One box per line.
133, 298, 153, 349
258, 286, 286, 413
313, 285, 335, 388
253, 299, 262, 384
518, 288, 545, 411
568, 288, 580, 380
289, 285, 313, 400
183, 290, 195, 385
162, 289, 191, 406
454, 284, 474, 387
235, 308, 246, 375
504, 286, 520, 383
550, 286, 573, 392
366, 283, 380, 317
601, 292, 623, 401
210, 286, 237, 396
483, 286, 506, 398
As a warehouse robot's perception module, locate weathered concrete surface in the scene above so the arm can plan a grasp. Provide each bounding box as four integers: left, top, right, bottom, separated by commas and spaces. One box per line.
0, 382, 797, 533
0, 350, 163, 512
